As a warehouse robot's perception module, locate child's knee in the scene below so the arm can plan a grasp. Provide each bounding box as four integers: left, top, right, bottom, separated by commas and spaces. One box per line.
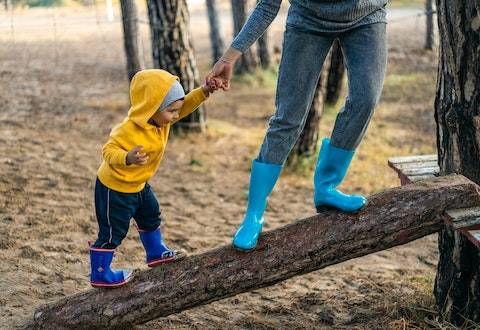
135, 216, 161, 232
92, 240, 118, 249
139, 223, 160, 232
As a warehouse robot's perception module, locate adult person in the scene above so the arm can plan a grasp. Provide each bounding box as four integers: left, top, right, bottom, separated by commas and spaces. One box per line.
206, 0, 388, 251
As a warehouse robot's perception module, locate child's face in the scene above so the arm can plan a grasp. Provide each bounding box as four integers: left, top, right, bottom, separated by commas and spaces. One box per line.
151, 99, 184, 126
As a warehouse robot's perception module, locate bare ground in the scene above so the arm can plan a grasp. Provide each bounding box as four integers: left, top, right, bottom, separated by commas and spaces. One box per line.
0, 4, 444, 329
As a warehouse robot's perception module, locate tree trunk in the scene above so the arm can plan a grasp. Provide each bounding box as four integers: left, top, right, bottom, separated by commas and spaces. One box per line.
33, 175, 480, 329
231, 0, 257, 74
120, 0, 145, 81
425, 0, 435, 50
434, 0, 480, 326
147, 0, 206, 131
206, 0, 225, 64
325, 40, 345, 104
256, 30, 271, 68
288, 56, 329, 161
256, 0, 271, 68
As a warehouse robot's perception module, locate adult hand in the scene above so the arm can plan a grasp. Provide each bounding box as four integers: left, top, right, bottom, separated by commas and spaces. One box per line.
205, 47, 242, 91
206, 60, 233, 91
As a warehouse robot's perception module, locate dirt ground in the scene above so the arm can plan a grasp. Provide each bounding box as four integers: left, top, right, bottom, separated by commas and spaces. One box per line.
0, 3, 444, 329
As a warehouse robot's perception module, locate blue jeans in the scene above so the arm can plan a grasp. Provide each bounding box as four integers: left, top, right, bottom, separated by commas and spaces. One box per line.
92, 178, 161, 249
258, 22, 387, 165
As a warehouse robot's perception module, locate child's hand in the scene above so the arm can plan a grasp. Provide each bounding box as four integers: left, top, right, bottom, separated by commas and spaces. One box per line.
202, 78, 222, 95
126, 145, 148, 165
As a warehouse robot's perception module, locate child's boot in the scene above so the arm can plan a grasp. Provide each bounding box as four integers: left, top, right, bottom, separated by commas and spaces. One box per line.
233, 159, 282, 251
313, 138, 366, 212
90, 247, 134, 288
138, 227, 186, 267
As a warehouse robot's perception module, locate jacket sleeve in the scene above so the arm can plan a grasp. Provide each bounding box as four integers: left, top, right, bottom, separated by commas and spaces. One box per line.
174, 87, 208, 123
231, 0, 282, 53
102, 126, 129, 166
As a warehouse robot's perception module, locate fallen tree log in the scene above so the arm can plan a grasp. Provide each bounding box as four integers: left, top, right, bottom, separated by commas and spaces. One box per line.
33, 174, 480, 329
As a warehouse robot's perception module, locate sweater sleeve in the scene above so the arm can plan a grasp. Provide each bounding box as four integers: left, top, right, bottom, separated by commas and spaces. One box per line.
231, 0, 282, 53
102, 126, 129, 166
175, 87, 208, 122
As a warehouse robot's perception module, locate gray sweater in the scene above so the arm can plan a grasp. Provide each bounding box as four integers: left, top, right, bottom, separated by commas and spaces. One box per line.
231, 0, 388, 53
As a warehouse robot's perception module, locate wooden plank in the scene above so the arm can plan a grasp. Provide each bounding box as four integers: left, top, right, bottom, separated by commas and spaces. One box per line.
388, 155, 439, 186
455, 229, 480, 248
445, 207, 480, 230
443, 207, 480, 248
388, 154, 438, 165
409, 174, 438, 182
394, 160, 439, 171
466, 230, 480, 248
402, 166, 439, 176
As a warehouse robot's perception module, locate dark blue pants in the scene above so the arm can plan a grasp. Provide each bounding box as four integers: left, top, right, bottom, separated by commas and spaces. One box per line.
92, 178, 161, 249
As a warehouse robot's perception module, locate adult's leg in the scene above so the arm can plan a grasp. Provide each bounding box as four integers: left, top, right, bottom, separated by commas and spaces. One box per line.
233, 26, 334, 251
331, 23, 387, 150
257, 26, 335, 165
313, 23, 387, 213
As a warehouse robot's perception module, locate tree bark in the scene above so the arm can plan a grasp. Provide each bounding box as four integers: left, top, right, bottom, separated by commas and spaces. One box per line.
147, 0, 206, 131
434, 0, 480, 325
231, 0, 257, 74
256, 0, 271, 68
256, 30, 271, 68
206, 0, 225, 64
120, 0, 145, 81
325, 40, 345, 104
425, 0, 435, 50
33, 175, 480, 329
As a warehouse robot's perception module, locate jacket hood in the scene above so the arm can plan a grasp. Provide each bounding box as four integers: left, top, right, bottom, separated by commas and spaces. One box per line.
127, 69, 178, 128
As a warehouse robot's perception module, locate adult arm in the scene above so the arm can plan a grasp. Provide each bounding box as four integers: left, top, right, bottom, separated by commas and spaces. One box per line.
231, 0, 282, 53
206, 0, 282, 89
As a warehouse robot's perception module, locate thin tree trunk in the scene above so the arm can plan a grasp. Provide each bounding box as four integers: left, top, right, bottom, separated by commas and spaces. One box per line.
206, 0, 225, 64
120, 0, 145, 81
33, 175, 480, 329
256, 30, 271, 68
325, 40, 345, 104
434, 0, 480, 326
231, 0, 256, 74
256, 0, 271, 68
425, 0, 434, 50
147, 0, 206, 131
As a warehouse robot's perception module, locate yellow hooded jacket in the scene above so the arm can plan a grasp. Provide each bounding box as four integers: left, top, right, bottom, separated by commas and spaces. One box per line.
97, 69, 208, 193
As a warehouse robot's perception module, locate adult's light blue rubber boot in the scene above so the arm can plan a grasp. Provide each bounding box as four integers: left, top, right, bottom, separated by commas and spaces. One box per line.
313, 138, 366, 212
233, 160, 282, 251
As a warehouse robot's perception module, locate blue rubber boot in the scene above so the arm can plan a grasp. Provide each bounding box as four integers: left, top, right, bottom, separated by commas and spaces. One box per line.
90, 247, 134, 288
313, 138, 367, 212
233, 160, 282, 251
138, 227, 186, 267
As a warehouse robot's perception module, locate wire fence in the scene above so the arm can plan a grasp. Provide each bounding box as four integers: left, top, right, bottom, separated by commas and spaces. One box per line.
0, 3, 437, 120
0, 3, 436, 72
